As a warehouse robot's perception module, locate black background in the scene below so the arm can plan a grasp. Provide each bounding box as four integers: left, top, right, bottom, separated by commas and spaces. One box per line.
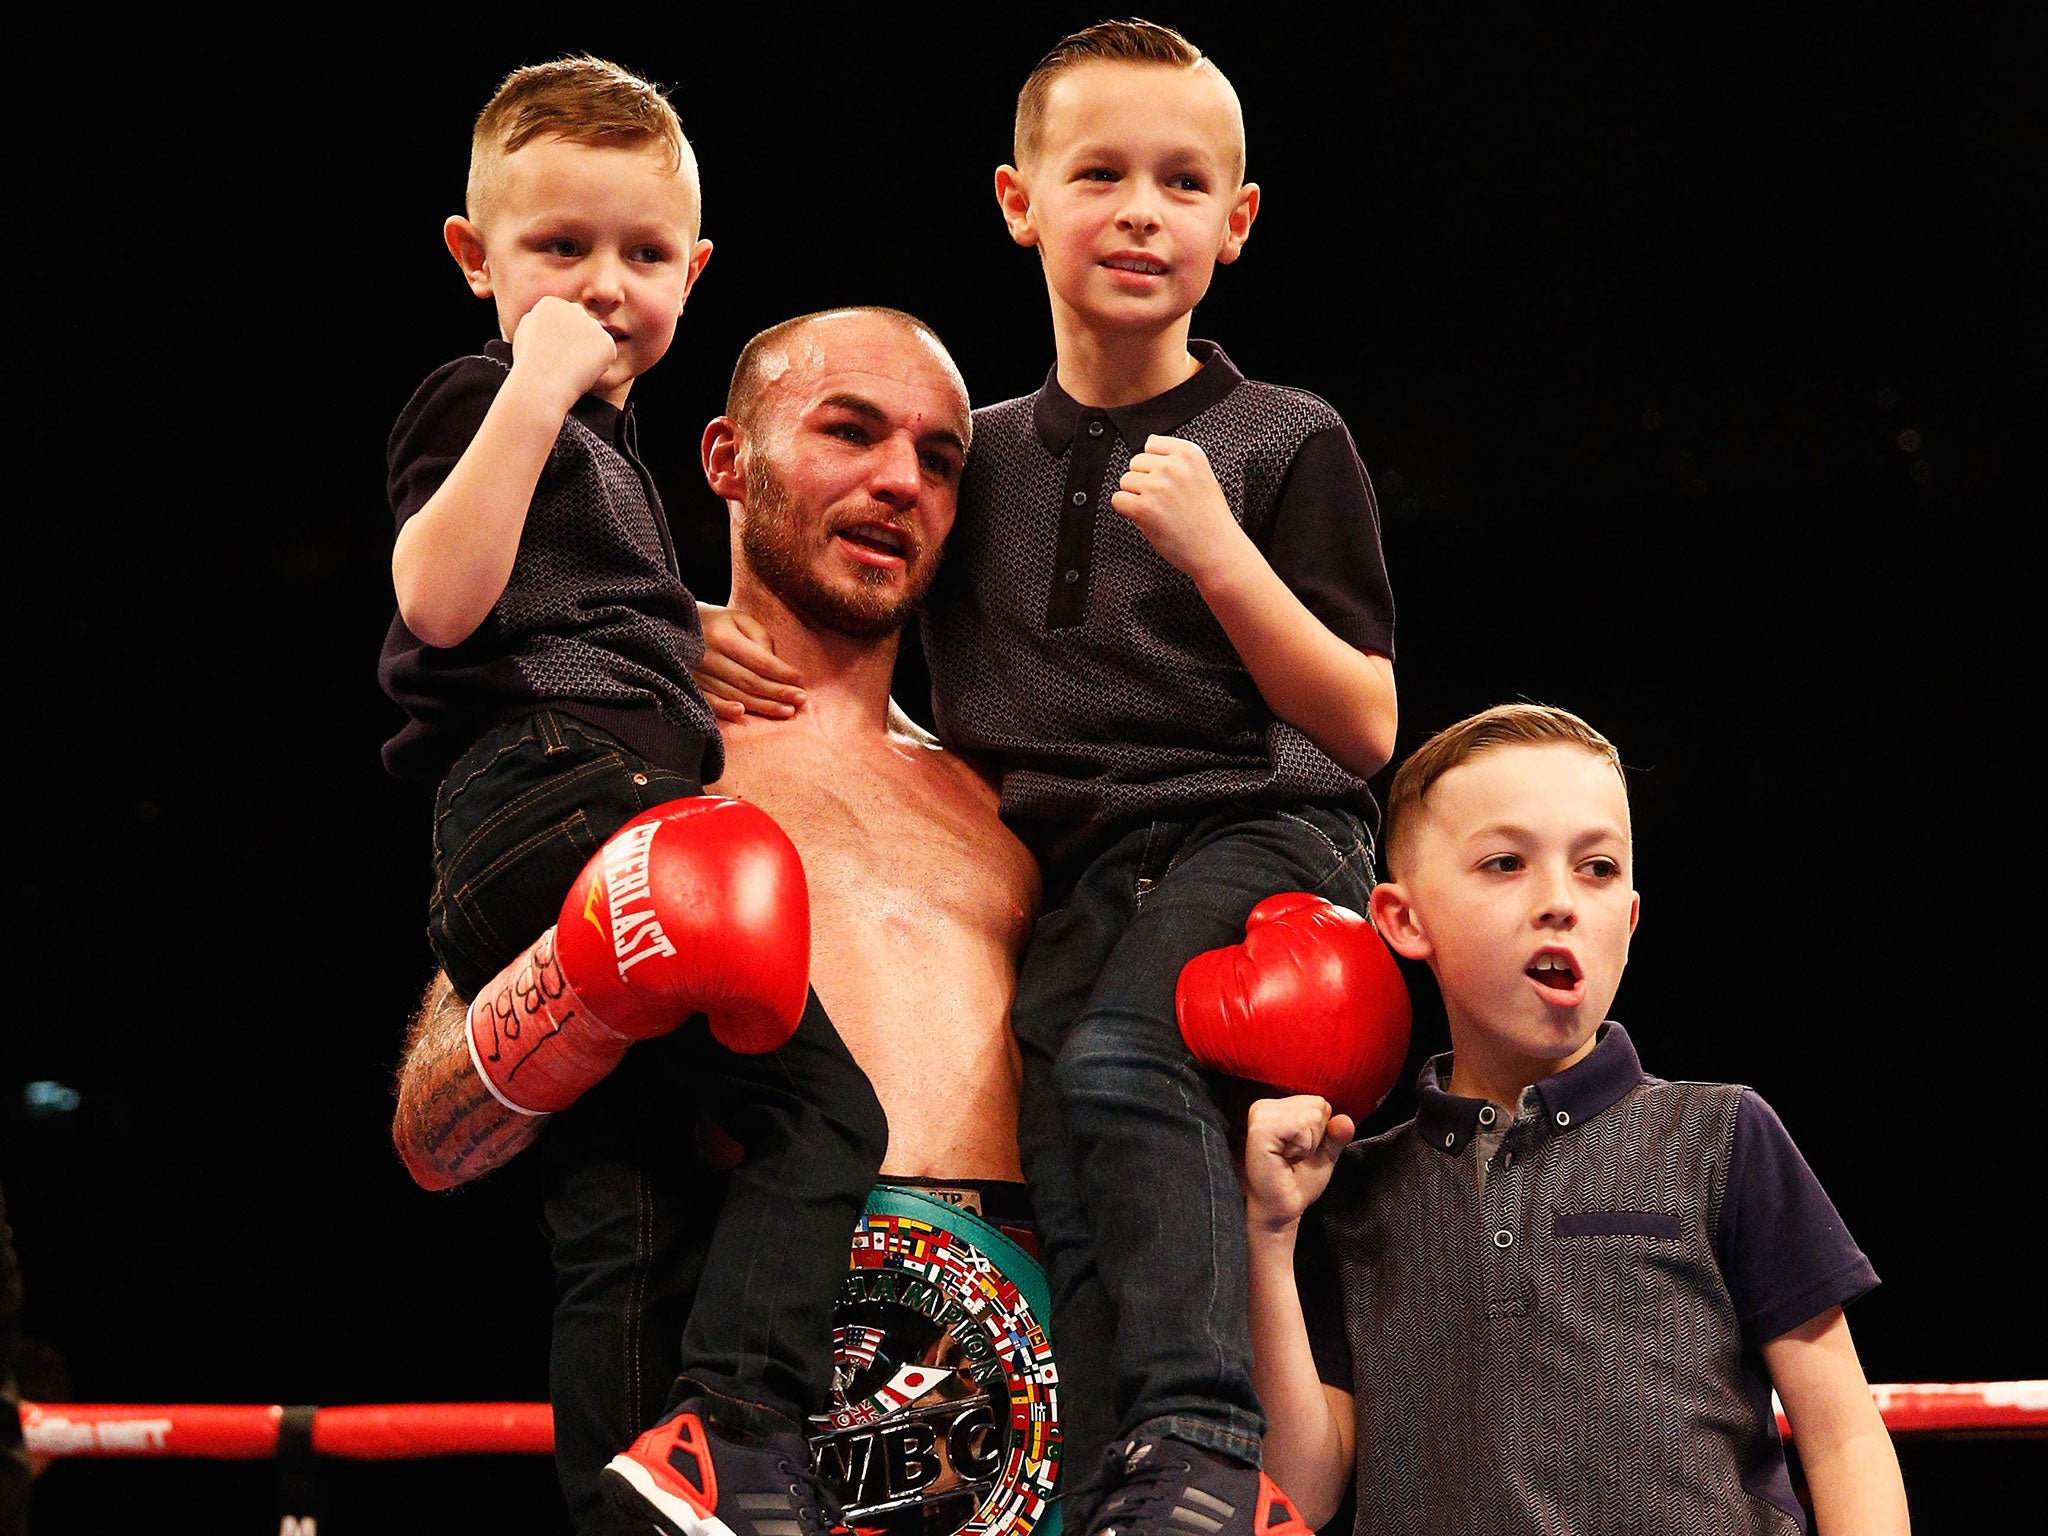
8, 8, 2038, 1530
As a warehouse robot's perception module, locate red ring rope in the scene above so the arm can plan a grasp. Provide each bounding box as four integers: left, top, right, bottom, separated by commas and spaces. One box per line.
19, 1383, 2045, 1459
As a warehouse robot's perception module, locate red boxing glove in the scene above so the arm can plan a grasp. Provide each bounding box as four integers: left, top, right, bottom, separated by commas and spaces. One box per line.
466, 797, 811, 1115
1176, 893, 1411, 1123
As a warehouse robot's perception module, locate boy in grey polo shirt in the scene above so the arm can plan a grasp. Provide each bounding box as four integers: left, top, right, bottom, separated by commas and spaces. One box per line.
1243, 704, 1909, 1535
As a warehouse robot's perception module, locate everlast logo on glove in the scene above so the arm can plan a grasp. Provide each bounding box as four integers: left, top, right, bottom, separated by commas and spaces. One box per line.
465, 799, 812, 1118
583, 818, 679, 977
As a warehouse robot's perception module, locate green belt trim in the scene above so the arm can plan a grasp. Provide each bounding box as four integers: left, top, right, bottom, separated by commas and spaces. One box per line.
863, 1184, 1054, 1327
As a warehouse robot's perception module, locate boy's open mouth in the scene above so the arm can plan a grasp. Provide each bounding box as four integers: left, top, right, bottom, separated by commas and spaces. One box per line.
1525, 953, 1583, 1002
1103, 256, 1168, 275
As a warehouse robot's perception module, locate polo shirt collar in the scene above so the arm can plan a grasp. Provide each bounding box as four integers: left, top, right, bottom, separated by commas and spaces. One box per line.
483, 337, 633, 447
1415, 1022, 1644, 1156
1031, 338, 1243, 454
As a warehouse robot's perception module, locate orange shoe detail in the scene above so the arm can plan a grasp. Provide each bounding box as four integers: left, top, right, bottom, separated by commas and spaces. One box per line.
1252, 1473, 1312, 1536
634, 1411, 719, 1516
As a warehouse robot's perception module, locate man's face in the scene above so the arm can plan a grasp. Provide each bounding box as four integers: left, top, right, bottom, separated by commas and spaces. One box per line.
1379, 743, 1640, 1081
456, 136, 709, 405
737, 314, 970, 636
1005, 61, 1256, 339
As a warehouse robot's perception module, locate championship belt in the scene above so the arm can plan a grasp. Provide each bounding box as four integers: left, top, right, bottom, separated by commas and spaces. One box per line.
811, 1184, 1062, 1536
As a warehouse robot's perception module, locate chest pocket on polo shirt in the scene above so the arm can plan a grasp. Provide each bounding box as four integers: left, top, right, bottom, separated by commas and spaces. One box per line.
1554, 1210, 1682, 1240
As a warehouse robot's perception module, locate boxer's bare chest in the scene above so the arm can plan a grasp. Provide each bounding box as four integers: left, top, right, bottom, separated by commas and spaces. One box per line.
711, 716, 1037, 1179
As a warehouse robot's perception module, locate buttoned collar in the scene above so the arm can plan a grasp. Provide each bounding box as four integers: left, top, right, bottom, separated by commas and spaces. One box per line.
1414, 1023, 1645, 1157
1030, 338, 1244, 455
483, 338, 634, 449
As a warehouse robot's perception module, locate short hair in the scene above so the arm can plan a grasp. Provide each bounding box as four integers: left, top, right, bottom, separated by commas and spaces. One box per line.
725, 307, 970, 445
1382, 704, 1626, 879
467, 55, 699, 235
1013, 18, 1241, 178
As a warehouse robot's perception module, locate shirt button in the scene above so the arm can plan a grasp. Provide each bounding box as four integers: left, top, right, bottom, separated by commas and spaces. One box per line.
1088, 421, 1106, 437
1554, 1110, 1571, 1127
1072, 491, 1089, 505
1477, 1105, 1496, 1127
1063, 569, 1080, 584
1493, 1229, 1514, 1249
1443, 1132, 1455, 1149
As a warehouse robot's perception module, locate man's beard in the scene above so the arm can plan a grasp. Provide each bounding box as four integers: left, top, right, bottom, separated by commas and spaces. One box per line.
739, 456, 940, 638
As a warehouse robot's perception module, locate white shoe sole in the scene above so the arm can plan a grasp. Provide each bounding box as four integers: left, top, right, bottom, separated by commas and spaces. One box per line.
601, 1453, 738, 1536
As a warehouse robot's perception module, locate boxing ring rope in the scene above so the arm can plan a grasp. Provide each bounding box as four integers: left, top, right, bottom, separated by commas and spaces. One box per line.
20, 1384, 2048, 1460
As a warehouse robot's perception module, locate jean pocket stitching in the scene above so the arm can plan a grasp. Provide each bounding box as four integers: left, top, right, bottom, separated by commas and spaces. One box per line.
437, 753, 625, 869
445, 811, 598, 959
1275, 806, 1375, 883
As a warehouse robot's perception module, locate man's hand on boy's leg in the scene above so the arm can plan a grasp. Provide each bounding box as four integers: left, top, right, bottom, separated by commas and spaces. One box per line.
1243, 1096, 1353, 1235
694, 602, 808, 720
1111, 435, 1254, 582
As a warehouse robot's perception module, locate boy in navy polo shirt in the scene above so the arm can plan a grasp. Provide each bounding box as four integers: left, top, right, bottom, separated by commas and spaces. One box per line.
378, 56, 887, 1536
1243, 703, 1909, 1535
698, 18, 1399, 1536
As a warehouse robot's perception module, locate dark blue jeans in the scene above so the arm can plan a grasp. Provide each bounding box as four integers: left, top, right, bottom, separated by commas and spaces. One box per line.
1013, 802, 1375, 1507
533, 992, 885, 1532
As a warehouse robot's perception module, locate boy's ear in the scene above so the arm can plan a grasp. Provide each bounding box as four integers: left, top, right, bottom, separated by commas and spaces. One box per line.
1368, 881, 1432, 962
444, 215, 492, 297
1215, 181, 1260, 266
701, 416, 747, 509
678, 239, 715, 311
994, 165, 1039, 248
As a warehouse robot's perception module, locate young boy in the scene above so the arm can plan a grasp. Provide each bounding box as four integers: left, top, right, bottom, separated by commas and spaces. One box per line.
376, 57, 886, 1536
696, 19, 1400, 1534
1243, 703, 1910, 1535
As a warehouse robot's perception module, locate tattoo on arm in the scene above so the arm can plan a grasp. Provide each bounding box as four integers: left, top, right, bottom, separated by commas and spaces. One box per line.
391, 971, 546, 1190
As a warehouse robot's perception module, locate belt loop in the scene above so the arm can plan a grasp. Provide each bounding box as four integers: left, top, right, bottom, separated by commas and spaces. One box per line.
538, 710, 569, 755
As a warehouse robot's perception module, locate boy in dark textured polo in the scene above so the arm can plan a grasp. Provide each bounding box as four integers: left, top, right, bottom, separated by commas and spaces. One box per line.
935, 19, 1399, 1536
693, 21, 1399, 1533
377, 57, 887, 1536
1242, 703, 1909, 1536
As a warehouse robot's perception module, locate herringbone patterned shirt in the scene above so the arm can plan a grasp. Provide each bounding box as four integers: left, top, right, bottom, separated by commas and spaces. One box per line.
1312, 1025, 1876, 1535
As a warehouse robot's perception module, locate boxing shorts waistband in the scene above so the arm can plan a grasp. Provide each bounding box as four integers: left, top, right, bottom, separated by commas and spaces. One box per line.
874, 1177, 1036, 1247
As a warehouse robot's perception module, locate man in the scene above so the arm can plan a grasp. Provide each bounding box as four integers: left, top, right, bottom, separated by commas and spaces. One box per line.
392, 308, 1044, 1536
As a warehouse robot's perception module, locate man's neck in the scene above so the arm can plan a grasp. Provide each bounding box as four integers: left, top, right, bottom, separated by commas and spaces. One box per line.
724, 574, 902, 736
1049, 304, 1201, 408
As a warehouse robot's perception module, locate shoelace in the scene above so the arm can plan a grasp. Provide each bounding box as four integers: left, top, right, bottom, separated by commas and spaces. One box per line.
775, 1452, 846, 1536
1095, 1442, 1196, 1534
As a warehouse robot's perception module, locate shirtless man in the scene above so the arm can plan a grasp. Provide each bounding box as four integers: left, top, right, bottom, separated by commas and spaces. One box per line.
392, 308, 1042, 1533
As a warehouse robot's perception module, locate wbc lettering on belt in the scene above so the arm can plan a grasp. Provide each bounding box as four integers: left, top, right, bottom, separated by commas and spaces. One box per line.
811, 1200, 1062, 1536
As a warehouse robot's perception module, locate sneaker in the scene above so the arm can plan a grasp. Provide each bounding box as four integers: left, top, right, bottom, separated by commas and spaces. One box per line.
602, 1404, 837, 1536
1087, 1436, 1312, 1536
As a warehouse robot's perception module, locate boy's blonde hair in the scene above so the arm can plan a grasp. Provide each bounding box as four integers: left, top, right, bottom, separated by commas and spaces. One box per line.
1013, 18, 1242, 179
467, 55, 700, 235
1383, 704, 1625, 878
